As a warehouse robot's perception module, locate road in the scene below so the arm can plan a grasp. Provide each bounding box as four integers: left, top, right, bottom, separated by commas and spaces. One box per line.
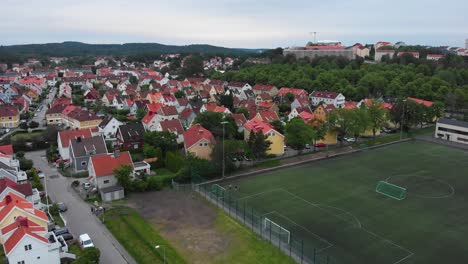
32, 87, 57, 126
26, 150, 136, 264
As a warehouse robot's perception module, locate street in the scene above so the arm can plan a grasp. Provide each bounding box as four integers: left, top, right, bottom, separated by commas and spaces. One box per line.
32, 87, 57, 126
25, 150, 136, 264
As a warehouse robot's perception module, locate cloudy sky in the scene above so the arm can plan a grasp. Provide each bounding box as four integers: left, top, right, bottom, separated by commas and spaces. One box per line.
1, 0, 467, 48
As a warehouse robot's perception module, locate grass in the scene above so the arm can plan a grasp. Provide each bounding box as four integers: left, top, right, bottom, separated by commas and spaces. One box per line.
10, 131, 43, 141
155, 168, 176, 177
215, 141, 468, 264
212, 210, 296, 264
104, 206, 186, 264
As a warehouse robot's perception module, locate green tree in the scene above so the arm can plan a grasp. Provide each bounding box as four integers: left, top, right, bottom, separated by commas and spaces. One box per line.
193, 112, 237, 138
248, 131, 272, 159
144, 131, 177, 156
174, 90, 186, 98
366, 101, 388, 137
285, 118, 316, 150
270, 120, 284, 134
181, 55, 204, 77
136, 108, 146, 121
113, 164, 133, 191
73, 247, 101, 264
236, 107, 249, 119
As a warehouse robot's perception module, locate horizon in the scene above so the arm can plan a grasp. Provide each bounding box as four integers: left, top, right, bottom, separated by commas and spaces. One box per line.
1, 0, 467, 49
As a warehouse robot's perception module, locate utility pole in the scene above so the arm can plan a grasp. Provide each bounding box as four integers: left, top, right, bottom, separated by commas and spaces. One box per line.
221, 121, 228, 179
400, 99, 407, 140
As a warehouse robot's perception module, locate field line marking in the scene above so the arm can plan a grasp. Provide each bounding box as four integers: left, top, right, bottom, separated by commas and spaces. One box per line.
361, 227, 414, 264
269, 210, 334, 252
280, 188, 362, 228
237, 188, 284, 201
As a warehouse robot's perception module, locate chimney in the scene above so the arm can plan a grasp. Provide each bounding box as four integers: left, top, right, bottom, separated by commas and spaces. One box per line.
77, 136, 82, 143
198, 129, 203, 134
114, 150, 121, 158
5, 195, 12, 204
18, 217, 28, 228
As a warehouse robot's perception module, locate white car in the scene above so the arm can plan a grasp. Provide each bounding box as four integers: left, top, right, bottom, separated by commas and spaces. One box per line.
79, 234, 94, 249
344, 137, 356, 143
83, 182, 91, 190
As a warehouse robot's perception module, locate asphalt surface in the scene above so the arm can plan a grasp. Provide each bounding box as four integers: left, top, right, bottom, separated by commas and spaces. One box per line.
32, 87, 57, 126
26, 150, 136, 264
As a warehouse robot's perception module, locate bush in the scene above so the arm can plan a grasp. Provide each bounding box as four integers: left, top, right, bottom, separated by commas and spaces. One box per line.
19, 158, 34, 171
29, 121, 39, 129
30, 168, 43, 191
133, 180, 149, 192
165, 152, 184, 173
19, 122, 28, 130
15, 151, 25, 159
73, 247, 101, 264
146, 176, 163, 191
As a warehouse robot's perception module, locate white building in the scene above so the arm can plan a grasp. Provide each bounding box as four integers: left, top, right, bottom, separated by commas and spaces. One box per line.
98, 116, 123, 140
310, 90, 345, 108
375, 50, 395, 62
435, 118, 468, 144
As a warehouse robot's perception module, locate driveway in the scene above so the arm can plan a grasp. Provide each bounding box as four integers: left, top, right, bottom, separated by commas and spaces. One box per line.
26, 150, 136, 264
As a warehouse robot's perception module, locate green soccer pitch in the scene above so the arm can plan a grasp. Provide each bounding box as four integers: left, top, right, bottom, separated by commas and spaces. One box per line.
219, 141, 468, 264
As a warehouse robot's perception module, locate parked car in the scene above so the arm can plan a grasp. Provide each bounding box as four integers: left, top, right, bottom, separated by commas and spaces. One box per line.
79, 234, 94, 249
60, 233, 74, 241
57, 202, 67, 212
305, 144, 311, 149
315, 143, 327, 148
243, 156, 252, 161
344, 137, 356, 143
83, 182, 91, 190
37, 170, 45, 179
53, 227, 69, 236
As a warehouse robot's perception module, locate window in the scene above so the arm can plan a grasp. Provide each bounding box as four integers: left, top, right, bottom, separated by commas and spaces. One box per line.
24, 244, 32, 251
438, 126, 468, 136
104, 180, 110, 184
204, 143, 208, 146
81, 161, 87, 167
8, 117, 12, 120
17, 261, 25, 264
199, 143, 203, 146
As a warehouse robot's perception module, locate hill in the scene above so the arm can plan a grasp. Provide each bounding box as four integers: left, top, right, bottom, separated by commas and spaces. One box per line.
0, 41, 263, 58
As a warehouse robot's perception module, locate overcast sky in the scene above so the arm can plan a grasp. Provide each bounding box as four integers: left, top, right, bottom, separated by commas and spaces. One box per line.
1, 0, 467, 48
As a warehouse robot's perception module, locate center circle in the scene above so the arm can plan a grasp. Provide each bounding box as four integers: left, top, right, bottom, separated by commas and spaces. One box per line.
385, 174, 454, 199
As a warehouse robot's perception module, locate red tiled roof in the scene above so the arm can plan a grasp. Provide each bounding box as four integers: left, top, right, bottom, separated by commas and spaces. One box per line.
183, 124, 216, 149
160, 119, 184, 135
159, 105, 178, 116
91, 152, 133, 177
0, 105, 19, 117
0, 145, 13, 155
230, 113, 247, 126
297, 111, 316, 123
344, 101, 358, 109
244, 119, 275, 135
58, 129, 92, 148
258, 110, 279, 122
408, 97, 433, 107
311, 90, 339, 99
180, 108, 194, 120
1, 216, 46, 236
278, 88, 308, 97
253, 83, 275, 92
0, 178, 33, 197
0, 192, 48, 224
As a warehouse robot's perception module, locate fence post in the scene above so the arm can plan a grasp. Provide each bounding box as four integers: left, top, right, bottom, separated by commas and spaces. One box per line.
289, 235, 291, 257
251, 207, 254, 232
301, 240, 304, 264
314, 248, 316, 262
269, 220, 272, 242
243, 203, 245, 224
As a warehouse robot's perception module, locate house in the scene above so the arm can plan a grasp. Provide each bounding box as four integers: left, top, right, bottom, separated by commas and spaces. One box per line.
230, 113, 248, 132
57, 129, 93, 160
278, 87, 308, 100
353, 44, 370, 58
69, 136, 108, 172
116, 123, 145, 150
426, 54, 444, 61
435, 118, 468, 144
60, 106, 102, 130
244, 119, 284, 156
296, 111, 316, 123
158, 105, 179, 121
0, 192, 49, 231
228, 82, 252, 92
288, 107, 312, 121
397, 52, 420, 59
255, 93, 273, 105
130, 100, 149, 116
45, 104, 67, 126
407, 97, 433, 107
112, 96, 125, 110
0, 178, 36, 208
141, 103, 164, 131
0, 105, 20, 128
375, 41, 393, 50
2, 217, 61, 264
0, 145, 13, 157
253, 110, 279, 123
290, 97, 310, 110
88, 151, 133, 190
58, 83, 72, 99
252, 84, 278, 97
200, 103, 231, 114
98, 116, 123, 140
310, 90, 345, 108
375, 50, 395, 62
179, 108, 196, 128
83, 88, 100, 104
157, 119, 185, 144
102, 90, 118, 106
183, 124, 216, 160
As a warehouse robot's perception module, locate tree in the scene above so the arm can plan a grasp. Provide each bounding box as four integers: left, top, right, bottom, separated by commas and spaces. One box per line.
193, 111, 237, 138
366, 101, 387, 137
19, 122, 28, 130
143, 131, 177, 156
236, 107, 249, 119
219, 93, 234, 110
285, 92, 295, 103
19, 158, 33, 171
181, 55, 204, 77
29, 121, 39, 129
308, 118, 327, 150
113, 164, 133, 191
329, 108, 355, 144
285, 118, 316, 150
174, 90, 186, 98
136, 108, 146, 121
129, 75, 138, 84
73, 247, 101, 264
270, 120, 284, 134
248, 131, 272, 159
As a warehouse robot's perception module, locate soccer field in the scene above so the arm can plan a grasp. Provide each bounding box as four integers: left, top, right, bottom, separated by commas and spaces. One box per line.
216, 141, 468, 264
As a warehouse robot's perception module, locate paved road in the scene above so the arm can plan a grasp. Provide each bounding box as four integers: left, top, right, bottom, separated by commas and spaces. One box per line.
26, 150, 136, 264
32, 87, 57, 126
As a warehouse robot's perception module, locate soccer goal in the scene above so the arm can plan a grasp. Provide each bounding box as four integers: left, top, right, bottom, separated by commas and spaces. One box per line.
263, 218, 291, 244
211, 184, 226, 199
376, 181, 407, 200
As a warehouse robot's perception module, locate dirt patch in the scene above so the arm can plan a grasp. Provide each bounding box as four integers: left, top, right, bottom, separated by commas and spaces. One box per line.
125, 189, 232, 263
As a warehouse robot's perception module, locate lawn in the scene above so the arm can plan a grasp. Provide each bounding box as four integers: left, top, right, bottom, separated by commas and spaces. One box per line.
10, 131, 43, 141
210, 140, 468, 264
104, 206, 186, 264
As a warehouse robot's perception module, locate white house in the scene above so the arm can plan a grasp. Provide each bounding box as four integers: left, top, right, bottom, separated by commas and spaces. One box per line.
98, 116, 123, 140
156, 119, 185, 144
375, 50, 395, 62
435, 118, 468, 144
310, 90, 345, 108
57, 129, 93, 160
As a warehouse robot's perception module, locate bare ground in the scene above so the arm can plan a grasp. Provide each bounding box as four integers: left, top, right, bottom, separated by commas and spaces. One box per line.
124, 189, 232, 264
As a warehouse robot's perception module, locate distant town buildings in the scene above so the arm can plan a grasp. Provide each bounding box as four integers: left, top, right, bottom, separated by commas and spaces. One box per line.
284, 41, 354, 60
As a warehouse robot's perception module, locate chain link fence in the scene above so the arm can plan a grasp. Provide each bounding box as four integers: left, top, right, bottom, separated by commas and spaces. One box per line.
190, 183, 333, 264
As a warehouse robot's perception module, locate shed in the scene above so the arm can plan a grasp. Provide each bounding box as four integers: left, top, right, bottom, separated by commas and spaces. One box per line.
100, 185, 124, 202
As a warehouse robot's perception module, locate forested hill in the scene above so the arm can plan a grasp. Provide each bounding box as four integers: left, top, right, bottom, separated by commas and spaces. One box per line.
0, 41, 263, 58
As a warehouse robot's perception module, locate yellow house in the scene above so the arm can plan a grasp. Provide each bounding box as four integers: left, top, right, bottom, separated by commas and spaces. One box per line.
317, 130, 338, 145
244, 119, 284, 156
183, 124, 216, 160
0, 106, 20, 128
0, 193, 49, 243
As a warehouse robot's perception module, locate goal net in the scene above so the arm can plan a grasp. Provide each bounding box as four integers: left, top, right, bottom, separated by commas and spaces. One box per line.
263, 218, 291, 244
376, 181, 407, 200
211, 184, 226, 199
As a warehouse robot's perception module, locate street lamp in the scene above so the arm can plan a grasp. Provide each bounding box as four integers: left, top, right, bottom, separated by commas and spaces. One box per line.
221, 121, 229, 179
155, 245, 166, 264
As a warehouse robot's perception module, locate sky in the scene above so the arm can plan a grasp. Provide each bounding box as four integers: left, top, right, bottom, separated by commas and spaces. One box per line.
1, 0, 467, 48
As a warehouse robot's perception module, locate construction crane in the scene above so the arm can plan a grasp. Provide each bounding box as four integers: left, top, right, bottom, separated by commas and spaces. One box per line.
309, 32, 317, 44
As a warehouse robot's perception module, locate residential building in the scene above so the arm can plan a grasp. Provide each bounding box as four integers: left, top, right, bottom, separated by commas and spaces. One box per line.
157, 119, 185, 144
116, 123, 145, 150
179, 108, 196, 128
57, 129, 93, 160
352, 44, 370, 58
253, 110, 279, 123
283, 45, 354, 60
375, 50, 395, 62
426, 54, 444, 61
435, 118, 468, 144
0, 105, 19, 128
230, 113, 248, 133
0, 192, 48, 231
183, 124, 216, 160
310, 90, 345, 108
252, 84, 278, 97
278, 87, 309, 100
244, 119, 284, 156
88, 151, 133, 190
69, 136, 108, 172
98, 116, 123, 140
397, 52, 420, 59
